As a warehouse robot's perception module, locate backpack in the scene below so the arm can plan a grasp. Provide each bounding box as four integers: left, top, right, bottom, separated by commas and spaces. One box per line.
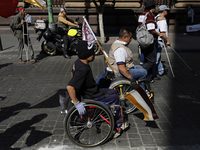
10, 14, 20, 34
136, 12, 154, 49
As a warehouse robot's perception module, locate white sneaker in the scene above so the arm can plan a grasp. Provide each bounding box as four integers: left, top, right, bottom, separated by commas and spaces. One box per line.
120, 121, 130, 130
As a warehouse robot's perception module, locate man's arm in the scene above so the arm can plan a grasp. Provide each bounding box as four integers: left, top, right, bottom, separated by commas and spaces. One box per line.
66, 85, 79, 104
160, 32, 170, 45
58, 16, 77, 26
118, 64, 132, 79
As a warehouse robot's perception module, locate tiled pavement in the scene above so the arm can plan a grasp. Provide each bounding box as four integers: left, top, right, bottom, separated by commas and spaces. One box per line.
0, 33, 200, 150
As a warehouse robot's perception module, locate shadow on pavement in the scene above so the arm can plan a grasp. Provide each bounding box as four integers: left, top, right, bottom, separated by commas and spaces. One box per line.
2, 46, 15, 51
30, 89, 66, 109
0, 63, 13, 69
0, 114, 51, 149
0, 102, 30, 123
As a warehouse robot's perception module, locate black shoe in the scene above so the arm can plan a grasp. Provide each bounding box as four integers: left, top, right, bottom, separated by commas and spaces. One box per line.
153, 77, 161, 80
63, 53, 71, 59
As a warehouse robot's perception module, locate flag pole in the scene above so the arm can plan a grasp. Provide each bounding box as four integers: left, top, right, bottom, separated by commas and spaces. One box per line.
95, 40, 118, 78
82, 16, 117, 78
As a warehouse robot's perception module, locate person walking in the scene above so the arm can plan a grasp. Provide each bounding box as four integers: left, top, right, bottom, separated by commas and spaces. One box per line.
108, 27, 147, 90
58, 7, 78, 59
13, 7, 37, 63
137, 0, 162, 82
151, 5, 171, 81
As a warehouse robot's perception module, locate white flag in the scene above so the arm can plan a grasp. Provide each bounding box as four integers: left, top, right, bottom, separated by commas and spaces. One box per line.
82, 17, 97, 43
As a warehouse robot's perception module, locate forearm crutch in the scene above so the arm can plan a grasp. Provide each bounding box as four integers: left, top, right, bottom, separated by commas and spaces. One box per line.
161, 39, 175, 77
22, 21, 29, 63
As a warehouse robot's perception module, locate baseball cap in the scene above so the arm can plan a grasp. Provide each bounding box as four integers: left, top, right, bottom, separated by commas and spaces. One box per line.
60, 8, 67, 13
158, 5, 170, 11
76, 41, 95, 59
144, 0, 155, 9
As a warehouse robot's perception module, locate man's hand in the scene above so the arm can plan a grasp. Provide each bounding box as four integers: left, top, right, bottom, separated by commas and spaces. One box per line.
166, 41, 170, 46
129, 77, 139, 89
74, 21, 78, 25
21, 20, 25, 25
75, 101, 86, 115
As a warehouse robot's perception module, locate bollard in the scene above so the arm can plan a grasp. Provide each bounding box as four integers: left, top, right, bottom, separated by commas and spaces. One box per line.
0, 35, 3, 51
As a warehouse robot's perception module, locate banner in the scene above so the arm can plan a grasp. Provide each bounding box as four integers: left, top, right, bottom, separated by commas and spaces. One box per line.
0, 0, 18, 18
24, 0, 46, 10
186, 24, 200, 32
124, 87, 159, 121
82, 17, 97, 43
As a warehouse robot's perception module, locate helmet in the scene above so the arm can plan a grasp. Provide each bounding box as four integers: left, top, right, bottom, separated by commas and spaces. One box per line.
60, 8, 67, 13
43, 29, 53, 41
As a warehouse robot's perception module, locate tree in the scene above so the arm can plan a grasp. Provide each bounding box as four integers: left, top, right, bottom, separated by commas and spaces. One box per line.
92, 0, 107, 43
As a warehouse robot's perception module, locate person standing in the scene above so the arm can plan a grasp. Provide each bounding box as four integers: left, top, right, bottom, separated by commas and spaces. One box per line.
13, 7, 37, 63
137, 0, 165, 82
188, 5, 195, 24
58, 8, 78, 59
151, 5, 171, 81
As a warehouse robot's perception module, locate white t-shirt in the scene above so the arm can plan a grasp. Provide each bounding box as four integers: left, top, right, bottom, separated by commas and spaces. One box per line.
113, 40, 128, 65
155, 15, 168, 41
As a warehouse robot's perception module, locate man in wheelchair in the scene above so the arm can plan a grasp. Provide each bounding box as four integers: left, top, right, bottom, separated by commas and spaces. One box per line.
67, 41, 129, 138
108, 27, 147, 90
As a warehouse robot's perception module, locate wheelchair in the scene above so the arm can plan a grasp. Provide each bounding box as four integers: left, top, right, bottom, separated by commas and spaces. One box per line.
64, 100, 126, 147
105, 67, 154, 114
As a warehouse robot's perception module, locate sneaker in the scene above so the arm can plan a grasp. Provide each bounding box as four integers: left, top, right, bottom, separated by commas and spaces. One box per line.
113, 128, 122, 139
63, 53, 71, 59
29, 59, 39, 62
120, 121, 130, 131
17, 60, 24, 64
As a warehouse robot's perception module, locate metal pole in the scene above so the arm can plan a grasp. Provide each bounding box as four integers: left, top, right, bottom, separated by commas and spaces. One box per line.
26, 21, 29, 62
0, 35, 3, 51
162, 40, 175, 77
47, 0, 54, 24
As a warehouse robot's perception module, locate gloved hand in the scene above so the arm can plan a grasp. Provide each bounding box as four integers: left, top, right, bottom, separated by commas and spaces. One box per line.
75, 101, 86, 115
129, 77, 139, 89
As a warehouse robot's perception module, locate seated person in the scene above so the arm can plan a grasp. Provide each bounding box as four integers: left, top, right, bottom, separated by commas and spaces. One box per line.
67, 41, 129, 138
108, 27, 147, 89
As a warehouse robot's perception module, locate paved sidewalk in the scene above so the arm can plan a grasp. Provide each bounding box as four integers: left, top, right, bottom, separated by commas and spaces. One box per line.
0, 33, 200, 150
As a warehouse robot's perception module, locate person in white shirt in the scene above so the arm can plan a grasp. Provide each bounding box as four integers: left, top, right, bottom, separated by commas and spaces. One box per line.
108, 28, 147, 89
152, 5, 171, 79
188, 5, 195, 24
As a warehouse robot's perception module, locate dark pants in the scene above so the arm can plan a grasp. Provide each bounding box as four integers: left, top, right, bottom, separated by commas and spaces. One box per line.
18, 36, 34, 61
141, 42, 156, 81
94, 88, 121, 121
58, 30, 69, 55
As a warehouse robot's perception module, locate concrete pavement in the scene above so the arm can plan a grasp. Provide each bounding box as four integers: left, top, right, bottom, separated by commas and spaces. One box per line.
0, 33, 200, 150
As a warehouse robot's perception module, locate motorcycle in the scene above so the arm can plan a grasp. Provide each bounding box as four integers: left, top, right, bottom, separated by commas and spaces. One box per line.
34, 18, 102, 56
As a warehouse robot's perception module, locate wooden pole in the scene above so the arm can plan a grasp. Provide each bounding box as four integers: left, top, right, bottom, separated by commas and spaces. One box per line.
95, 40, 118, 78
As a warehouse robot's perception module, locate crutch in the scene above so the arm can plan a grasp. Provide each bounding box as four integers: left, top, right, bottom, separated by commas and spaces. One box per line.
22, 20, 29, 63
161, 39, 175, 77
169, 46, 197, 77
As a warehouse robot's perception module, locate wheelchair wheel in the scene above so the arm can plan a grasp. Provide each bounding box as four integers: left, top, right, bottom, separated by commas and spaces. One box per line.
109, 79, 137, 114
64, 100, 114, 147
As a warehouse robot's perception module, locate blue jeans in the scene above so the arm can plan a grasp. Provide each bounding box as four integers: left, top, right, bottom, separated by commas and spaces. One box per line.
156, 41, 164, 75
116, 65, 147, 89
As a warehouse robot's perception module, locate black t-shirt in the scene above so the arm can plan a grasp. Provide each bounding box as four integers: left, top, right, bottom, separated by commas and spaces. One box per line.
68, 59, 103, 99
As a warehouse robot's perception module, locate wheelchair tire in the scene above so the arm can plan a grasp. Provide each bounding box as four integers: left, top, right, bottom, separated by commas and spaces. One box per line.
109, 79, 137, 114
64, 100, 114, 147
